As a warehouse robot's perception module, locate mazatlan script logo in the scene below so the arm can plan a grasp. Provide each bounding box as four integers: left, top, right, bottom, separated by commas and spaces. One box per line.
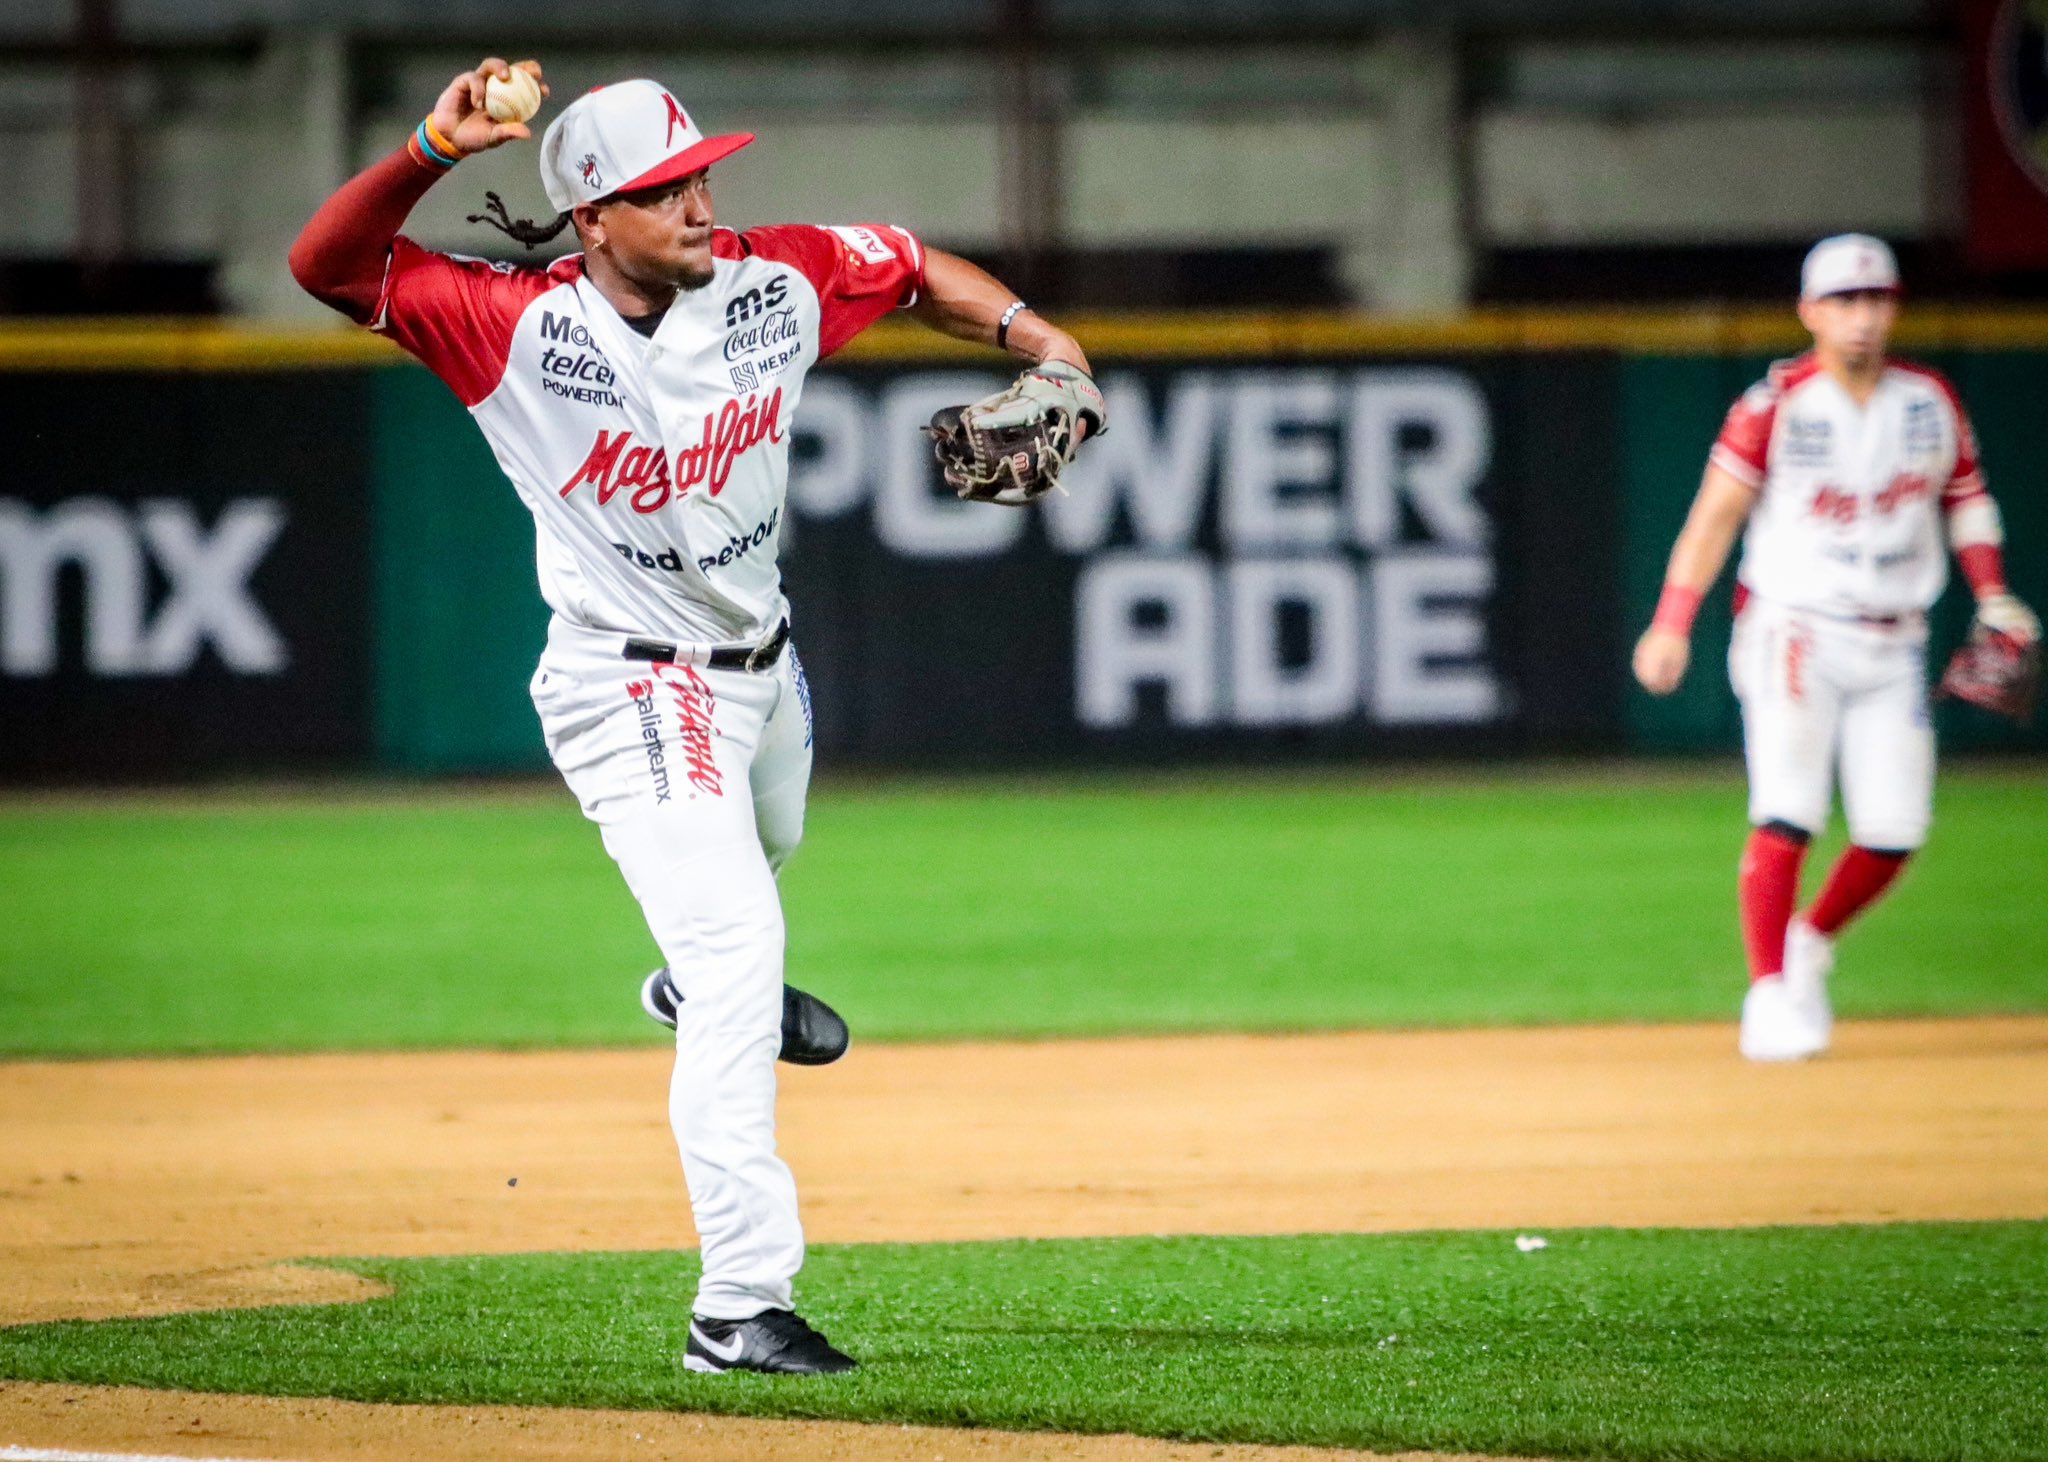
558, 390, 785, 511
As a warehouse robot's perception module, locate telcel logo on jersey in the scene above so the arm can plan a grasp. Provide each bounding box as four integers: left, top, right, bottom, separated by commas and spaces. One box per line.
623, 678, 674, 804
1783, 416, 1832, 465
539, 312, 622, 408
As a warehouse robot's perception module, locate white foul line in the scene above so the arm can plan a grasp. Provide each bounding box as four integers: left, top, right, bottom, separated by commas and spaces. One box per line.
0, 1447, 293, 1462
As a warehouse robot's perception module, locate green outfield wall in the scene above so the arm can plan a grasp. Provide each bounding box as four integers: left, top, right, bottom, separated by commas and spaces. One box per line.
2, 312, 2043, 777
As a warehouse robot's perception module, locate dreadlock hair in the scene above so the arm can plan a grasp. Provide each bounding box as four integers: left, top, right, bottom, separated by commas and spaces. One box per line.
467, 191, 572, 250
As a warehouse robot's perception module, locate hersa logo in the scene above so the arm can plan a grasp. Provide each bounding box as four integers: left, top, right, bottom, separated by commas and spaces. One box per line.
723, 276, 789, 329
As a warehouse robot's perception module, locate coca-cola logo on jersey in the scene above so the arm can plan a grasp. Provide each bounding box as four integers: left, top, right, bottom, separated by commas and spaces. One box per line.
723, 308, 798, 362
558, 389, 785, 512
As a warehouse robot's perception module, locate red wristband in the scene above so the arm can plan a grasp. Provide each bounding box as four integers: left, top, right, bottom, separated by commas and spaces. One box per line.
1651, 583, 1703, 636
1957, 543, 2008, 599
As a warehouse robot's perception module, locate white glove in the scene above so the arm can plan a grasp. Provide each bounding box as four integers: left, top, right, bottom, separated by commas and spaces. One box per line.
1977, 592, 2041, 645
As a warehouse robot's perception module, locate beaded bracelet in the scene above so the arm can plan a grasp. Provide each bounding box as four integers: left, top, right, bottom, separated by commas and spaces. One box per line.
996, 300, 1028, 350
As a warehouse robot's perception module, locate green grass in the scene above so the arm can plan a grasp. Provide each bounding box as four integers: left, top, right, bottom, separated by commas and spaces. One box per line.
2, 765, 2045, 1057
2, 1224, 2044, 1461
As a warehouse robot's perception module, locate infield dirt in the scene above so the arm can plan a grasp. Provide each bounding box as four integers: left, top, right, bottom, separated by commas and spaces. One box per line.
5, 1017, 2048, 1459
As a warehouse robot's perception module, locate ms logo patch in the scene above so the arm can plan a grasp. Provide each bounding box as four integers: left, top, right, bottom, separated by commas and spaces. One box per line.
579, 154, 603, 190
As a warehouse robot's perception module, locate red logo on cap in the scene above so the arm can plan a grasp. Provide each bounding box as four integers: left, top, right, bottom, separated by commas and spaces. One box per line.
664, 93, 690, 147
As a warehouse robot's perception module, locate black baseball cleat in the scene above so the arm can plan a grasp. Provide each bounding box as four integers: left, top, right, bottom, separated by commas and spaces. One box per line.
640, 968, 851, 1066
684, 1308, 858, 1375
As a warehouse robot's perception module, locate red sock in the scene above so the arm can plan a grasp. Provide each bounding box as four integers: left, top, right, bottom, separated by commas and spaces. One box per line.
1805, 847, 1910, 937
1739, 827, 1808, 982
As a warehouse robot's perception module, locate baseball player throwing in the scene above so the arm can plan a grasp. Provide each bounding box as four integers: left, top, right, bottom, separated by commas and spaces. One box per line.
1632, 235, 2037, 1062
290, 60, 1103, 1373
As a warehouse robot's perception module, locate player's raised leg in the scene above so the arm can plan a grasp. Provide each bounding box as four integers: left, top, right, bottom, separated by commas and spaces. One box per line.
751, 645, 815, 876
749, 645, 849, 1066
638, 647, 845, 1063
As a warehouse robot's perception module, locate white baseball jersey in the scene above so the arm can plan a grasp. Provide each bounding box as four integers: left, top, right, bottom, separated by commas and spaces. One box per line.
1710, 353, 1986, 620
372, 221, 926, 643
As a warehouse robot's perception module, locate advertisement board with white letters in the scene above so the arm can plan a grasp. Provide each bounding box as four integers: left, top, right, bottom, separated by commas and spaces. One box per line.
0, 373, 373, 777
780, 356, 1622, 763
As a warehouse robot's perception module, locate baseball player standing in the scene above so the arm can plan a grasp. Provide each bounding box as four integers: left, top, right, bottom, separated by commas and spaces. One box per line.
1632, 235, 2037, 1062
290, 59, 1103, 1373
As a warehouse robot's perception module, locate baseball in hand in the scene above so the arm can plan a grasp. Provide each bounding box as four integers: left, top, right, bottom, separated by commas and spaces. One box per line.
485, 65, 543, 124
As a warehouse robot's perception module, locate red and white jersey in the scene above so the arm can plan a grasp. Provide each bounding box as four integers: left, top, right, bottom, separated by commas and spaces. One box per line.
1710, 353, 1986, 619
373, 221, 925, 643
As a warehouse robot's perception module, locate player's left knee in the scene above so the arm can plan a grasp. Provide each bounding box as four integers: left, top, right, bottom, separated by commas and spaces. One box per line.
759, 813, 805, 874
1848, 828, 1925, 855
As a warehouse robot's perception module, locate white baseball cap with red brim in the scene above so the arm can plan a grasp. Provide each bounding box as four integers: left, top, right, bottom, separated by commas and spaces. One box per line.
540, 79, 754, 211
1799, 234, 1900, 300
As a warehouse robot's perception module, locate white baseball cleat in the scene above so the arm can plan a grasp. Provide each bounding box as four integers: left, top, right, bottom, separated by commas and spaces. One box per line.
1781, 918, 1836, 1050
1739, 974, 1829, 1062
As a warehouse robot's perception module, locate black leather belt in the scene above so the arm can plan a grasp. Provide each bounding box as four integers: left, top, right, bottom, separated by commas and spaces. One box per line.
624, 619, 790, 673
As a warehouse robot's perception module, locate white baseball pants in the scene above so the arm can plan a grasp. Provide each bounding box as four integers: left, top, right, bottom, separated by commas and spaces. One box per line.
1728, 594, 1934, 850
531, 614, 815, 1320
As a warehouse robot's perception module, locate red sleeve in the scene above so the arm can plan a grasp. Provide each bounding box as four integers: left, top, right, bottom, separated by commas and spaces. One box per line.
288, 144, 443, 325
1708, 381, 1776, 489
739, 223, 926, 359
373, 239, 569, 407
1936, 382, 1986, 505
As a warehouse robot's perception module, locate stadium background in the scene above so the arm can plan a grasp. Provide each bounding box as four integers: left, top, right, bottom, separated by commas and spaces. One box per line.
4, 4, 2048, 1461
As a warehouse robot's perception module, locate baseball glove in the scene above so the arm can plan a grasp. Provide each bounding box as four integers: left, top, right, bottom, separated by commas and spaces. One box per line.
1939, 620, 2042, 724
924, 361, 1107, 506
